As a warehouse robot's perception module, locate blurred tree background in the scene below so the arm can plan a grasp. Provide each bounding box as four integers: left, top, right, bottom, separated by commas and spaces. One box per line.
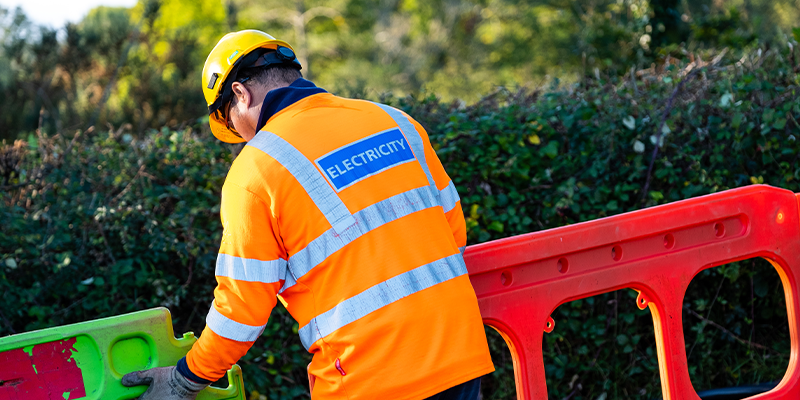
1, 0, 799, 141
2, 0, 800, 399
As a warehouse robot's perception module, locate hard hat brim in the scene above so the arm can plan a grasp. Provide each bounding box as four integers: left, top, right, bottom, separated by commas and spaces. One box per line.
209, 112, 246, 144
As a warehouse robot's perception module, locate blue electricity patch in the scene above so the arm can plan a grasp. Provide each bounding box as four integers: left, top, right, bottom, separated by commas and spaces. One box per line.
316, 128, 416, 191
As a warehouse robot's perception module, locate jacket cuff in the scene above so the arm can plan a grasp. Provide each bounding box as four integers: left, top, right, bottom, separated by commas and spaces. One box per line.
176, 356, 212, 385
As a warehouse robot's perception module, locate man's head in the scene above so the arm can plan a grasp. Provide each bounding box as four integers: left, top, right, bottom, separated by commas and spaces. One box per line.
226, 65, 302, 141
203, 30, 302, 143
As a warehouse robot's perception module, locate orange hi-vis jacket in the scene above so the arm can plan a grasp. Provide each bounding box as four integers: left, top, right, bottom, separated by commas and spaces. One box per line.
185, 81, 494, 399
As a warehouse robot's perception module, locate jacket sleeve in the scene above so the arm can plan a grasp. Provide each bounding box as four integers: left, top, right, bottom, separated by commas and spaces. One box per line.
408, 115, 467, 253
183, 182, 287, 382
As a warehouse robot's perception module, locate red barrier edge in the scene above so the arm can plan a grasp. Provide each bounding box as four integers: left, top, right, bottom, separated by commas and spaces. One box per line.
464, 184, 800, 400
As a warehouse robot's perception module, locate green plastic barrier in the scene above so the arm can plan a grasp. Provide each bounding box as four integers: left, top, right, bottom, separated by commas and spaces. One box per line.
0, 307, 245, 400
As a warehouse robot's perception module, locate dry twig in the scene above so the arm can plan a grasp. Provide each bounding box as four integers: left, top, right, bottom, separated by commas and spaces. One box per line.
686, 308, 785, 357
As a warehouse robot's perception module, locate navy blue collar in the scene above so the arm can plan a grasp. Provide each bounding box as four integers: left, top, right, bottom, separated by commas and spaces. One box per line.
256, 78, 327, 131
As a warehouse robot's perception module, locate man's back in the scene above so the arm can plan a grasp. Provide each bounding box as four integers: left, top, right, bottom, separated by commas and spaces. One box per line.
121, 31, 492, 400
198, 90, 494, 399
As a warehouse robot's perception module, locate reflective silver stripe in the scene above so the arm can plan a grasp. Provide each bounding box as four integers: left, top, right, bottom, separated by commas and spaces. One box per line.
206, 305, 266, 342
281, 185, 438, 292
439, 181, 460, 213
459, 246, 466, 255
375, 103, 439, 201
215, 254, 287, 283
298, 253, 467, 349
248, 131, 355, 234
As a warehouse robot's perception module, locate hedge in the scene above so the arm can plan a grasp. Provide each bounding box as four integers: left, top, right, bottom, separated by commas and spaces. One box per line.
2, 46, 799, 399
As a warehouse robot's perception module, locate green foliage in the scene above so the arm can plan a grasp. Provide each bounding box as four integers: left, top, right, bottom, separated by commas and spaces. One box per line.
0, 127, 229, 330
685, 260, 789, 392
3, 0, 800, 142
390, 48, 799, 398
2, 47, 799, 399
0, 126, 313, 397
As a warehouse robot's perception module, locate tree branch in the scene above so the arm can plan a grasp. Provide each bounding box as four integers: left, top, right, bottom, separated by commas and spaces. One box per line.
110, 164, 145, 205
686, 308, 785, 356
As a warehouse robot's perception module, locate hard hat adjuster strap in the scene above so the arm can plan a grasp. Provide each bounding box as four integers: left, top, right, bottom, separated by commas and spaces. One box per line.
208, 46, 302, 116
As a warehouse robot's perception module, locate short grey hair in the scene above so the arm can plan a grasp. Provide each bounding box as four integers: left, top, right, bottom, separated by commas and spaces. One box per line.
238, 65, 302, 89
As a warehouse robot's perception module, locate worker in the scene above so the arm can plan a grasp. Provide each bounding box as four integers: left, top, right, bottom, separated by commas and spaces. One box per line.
121, 29, 494, 400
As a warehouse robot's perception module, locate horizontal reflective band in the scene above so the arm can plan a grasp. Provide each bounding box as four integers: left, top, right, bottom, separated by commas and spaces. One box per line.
215, 254, 287, 283
375, 103, 439, 201
282, 185, 438, 292
298, 253, 467, 350
440, 181, 460, 213
206, 306, 266, 342
249, 131, 355, 234
459, 246, 466, 255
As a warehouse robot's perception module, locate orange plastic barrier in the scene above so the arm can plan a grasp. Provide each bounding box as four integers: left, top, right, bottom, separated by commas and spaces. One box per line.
465, 184, 800, 399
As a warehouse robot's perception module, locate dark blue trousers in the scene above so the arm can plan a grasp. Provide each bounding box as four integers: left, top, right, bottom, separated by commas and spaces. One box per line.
424, 377, 481, 400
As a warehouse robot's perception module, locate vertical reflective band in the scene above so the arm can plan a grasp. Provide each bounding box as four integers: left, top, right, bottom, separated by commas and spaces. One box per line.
215, 254, 287, 283
439, 181, 460, 213
206, 306, 266, 342
281, 185, 438, 292
298, 253, 467, 349
249, 131, 356, 234
375, 103, 439, 201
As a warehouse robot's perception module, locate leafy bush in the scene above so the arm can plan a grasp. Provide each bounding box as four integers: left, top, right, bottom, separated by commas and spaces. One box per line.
2, 47, 799, 399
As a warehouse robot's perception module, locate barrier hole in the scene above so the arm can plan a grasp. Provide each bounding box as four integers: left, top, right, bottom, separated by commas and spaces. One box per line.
714, 222, 725, 238
558, 257, 569, 273
500, 270, 513, 286
664, 233, 675, 249
482, 326, 518, 399
683, 258, 789, 395
210, 373, 229, 389
612, 245, 623, 261
542, 290, 660, 399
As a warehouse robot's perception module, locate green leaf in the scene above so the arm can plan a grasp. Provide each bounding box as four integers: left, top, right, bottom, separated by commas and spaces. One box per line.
487, 221, 504, 233
763, 108, 775, 123
649, 191, 664, 201
732, 113, 744, 129
540, 141, 559, 159
633, 140, 645, 153
623, 345, 634, 353
754, 275, 769, 298
720, 92, 733, 107
622, 313, 635, 324
622, 116, 636, 130
773, 118, 787, 130
27, 133, 38, 149
616, 334, 629, 345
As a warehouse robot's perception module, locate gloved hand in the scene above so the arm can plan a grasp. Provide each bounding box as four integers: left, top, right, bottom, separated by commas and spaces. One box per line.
121, 366, 208, 400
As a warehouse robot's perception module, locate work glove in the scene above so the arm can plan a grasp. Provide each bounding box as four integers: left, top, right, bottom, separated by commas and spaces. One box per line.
122, 366, 208, 400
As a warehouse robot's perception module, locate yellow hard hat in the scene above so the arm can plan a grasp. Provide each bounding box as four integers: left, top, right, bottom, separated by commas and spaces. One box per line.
202, 30, 298, 143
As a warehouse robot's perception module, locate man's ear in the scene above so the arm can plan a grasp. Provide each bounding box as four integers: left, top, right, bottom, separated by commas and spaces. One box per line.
230, 82, 251, 108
